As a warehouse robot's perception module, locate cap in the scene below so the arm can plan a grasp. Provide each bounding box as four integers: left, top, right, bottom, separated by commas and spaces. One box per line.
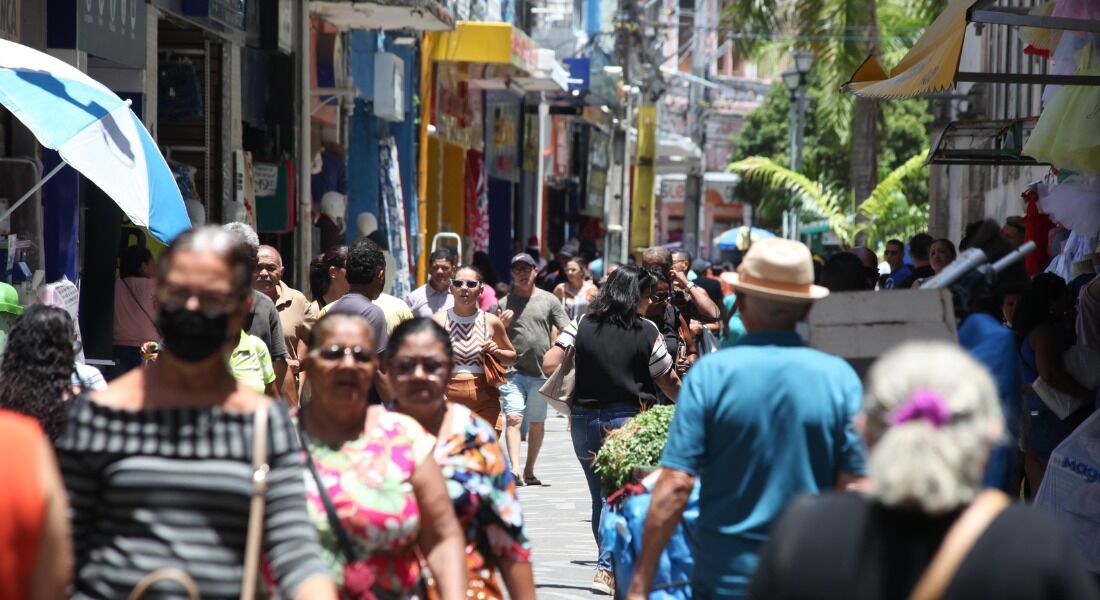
511, 253, 537, 268
690, 258, 711, 273
0, 283, 23, 316
527, 236, 539, 247
559, 244, 578, 259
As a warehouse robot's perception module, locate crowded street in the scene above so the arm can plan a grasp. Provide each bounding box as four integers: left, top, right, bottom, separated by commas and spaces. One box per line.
6, 0, 1100, 599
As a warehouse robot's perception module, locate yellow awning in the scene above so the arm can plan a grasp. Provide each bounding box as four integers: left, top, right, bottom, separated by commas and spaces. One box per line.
844, 0, 978, 99
428, 22, 539, 74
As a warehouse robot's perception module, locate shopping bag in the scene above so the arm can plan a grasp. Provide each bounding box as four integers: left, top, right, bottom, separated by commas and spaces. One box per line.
1034, 410, 1100, 573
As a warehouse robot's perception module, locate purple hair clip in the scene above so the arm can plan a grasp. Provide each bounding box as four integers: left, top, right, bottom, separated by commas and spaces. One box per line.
890, 389, 951, 428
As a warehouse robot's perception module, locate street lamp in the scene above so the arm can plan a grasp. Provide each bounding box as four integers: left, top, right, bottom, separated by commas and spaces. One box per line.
782, 48, 812, 238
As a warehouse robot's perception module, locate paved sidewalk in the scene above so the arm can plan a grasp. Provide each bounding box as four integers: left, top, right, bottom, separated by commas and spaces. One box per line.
514, 413, 608, 599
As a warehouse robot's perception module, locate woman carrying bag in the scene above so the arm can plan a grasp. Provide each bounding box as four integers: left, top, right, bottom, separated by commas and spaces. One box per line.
56, 227, 337, 600
543, 265, 681, 594
432, 265, 515, 433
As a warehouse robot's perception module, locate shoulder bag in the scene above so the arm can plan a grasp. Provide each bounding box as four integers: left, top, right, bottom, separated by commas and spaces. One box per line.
539, 317, 580, 416
907, 489, 1011, 600
481, 312, 508, 388
126, 404, 269, 600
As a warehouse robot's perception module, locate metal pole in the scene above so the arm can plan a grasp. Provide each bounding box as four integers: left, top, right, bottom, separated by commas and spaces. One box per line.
619, 93, 634, 265
683, 0, 707, 257
0, 161, 65, 226
785, 88, 797, 239
297, 0, 313, 289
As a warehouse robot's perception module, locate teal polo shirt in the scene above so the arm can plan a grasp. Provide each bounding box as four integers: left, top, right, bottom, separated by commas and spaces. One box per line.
661, 330, 867, 598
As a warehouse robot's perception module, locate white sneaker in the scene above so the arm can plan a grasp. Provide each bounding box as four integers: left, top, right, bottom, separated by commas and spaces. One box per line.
591, 568, 614, 596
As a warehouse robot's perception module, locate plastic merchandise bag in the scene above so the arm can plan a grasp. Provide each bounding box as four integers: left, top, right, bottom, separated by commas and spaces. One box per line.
601, 471, 700, 599
1040, 175, 1100, 238
1034, 409, 1100, 573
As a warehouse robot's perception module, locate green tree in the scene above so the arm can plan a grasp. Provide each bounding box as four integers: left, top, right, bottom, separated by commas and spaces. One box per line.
728, 153, 930, 250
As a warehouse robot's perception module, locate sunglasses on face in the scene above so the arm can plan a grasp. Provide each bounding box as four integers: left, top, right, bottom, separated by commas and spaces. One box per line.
451, 279, 480, 289
650, 294, 670, 303
390, 357, 449, 378
311, 344, 373, 363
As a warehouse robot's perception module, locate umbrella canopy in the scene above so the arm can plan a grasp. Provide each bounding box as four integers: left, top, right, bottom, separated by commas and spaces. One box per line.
714, 226, 775, 251
0, 39, 189, 244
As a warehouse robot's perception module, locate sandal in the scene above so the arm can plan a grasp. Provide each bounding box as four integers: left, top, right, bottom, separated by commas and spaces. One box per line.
523, 475, 543, 486
512, 472, 526, 486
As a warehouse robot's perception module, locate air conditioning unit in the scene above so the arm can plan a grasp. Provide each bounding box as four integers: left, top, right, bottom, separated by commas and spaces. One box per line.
374, 53, 405, 122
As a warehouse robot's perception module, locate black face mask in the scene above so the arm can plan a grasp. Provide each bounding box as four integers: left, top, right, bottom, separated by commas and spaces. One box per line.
156, 307, 231, 363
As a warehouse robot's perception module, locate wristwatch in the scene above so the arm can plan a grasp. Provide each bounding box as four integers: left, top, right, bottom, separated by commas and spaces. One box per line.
686, 282, 698, 292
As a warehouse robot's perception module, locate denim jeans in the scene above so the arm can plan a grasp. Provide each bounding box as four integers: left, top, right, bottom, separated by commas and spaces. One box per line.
570, 402, 640, 570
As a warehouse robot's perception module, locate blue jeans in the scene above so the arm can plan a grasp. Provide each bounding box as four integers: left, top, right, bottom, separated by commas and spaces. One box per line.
570, 402, 640, 570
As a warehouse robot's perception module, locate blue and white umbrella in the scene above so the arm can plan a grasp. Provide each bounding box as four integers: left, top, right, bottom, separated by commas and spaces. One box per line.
714, 226, 775, 251
0, 39, 190, 244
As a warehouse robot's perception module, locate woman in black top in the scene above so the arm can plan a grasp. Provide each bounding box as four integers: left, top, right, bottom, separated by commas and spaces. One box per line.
543, 265, 680, 592
749, 341, 1098, 600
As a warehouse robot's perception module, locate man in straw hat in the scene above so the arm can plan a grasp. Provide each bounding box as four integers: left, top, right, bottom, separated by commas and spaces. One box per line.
626, 238, 868, 600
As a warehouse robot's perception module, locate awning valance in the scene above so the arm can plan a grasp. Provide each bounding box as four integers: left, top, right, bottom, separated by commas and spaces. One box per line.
430, 22, 539, 74
844, 0, 1100, 99
311, 0, 455, 32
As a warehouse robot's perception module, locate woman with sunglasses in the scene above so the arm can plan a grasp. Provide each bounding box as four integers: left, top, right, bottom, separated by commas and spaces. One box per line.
543, 265, 681, 592
298, 312, 466, 599
55, 227, 337, 600
389, 318, 536, 600
432, 265, 516, 431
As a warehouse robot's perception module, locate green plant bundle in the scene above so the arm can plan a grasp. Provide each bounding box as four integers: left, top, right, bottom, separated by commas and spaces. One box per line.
593, 405, 676, 495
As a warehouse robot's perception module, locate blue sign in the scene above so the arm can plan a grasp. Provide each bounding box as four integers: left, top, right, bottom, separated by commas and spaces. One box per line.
183, 0, 246, 31
564, 57, 590, 92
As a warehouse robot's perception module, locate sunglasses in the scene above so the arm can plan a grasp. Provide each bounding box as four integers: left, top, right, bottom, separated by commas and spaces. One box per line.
311, 344, 373, 363
649, 294, 670, 303
451, 279, 480, 289
390, 357, 449, 378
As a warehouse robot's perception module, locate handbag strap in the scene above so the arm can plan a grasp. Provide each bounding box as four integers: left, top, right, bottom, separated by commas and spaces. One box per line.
128, 568, 201, 600
122, 278, 161, 336
907, 489, 1011, 600
240, 404, 270, 600
296, 412, 361, 563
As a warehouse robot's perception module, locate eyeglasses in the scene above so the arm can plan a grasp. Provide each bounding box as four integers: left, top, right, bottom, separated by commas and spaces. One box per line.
649, 294, 670, 303
311, 344, 374, 363
451, 279, 480, 289
511, 265, 534, 273
390, 357, 449, 378
156, 285, 241, 314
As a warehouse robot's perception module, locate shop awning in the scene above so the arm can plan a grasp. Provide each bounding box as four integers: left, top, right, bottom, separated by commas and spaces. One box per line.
430, 22, 539, 74
928, 117, 1046, 166
844, 0, 1100, 99
311, 0, 455, 32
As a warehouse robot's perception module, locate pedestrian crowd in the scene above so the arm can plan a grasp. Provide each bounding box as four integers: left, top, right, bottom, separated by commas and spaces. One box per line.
0, 216, 1098, 600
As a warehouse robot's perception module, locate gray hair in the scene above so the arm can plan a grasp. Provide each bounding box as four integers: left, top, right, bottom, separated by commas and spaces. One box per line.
157, 226, 256, 299
863, 341, 1003, 514
642, 246, 672, 270
222, 222, 260, 251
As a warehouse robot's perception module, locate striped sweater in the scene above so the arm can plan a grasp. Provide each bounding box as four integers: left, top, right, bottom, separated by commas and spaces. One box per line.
56, 395, 330, 599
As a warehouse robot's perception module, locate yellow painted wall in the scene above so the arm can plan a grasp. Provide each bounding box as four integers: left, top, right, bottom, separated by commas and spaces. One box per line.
441, 142, 466, 240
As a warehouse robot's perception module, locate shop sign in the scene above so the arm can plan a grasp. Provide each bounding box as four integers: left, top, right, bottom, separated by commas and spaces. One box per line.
586, 129, 609, 216
486, 95, 520, 182
47, 0, 147, 68
552, 117, 571, 178
183, 0, 246, 31
510, 29, 539, 74
522, 113, 539, 172
0, 0, 17, 42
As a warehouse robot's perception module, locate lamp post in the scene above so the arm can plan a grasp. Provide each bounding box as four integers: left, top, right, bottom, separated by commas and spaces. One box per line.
781, 48, 812, 239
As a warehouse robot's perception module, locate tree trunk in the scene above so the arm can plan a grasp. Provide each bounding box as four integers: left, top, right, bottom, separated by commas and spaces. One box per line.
850, 4, 880, 247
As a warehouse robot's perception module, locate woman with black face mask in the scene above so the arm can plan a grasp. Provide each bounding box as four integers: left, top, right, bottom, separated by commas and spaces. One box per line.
53, 227, 338, 600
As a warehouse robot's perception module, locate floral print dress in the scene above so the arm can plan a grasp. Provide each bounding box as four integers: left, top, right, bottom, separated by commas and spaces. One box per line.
298, 410, 435, 597
435, 404, 532, 589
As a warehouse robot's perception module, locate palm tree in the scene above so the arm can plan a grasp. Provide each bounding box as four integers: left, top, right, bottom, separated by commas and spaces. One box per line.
728, 153, 929, 249
724, 0, 945, 207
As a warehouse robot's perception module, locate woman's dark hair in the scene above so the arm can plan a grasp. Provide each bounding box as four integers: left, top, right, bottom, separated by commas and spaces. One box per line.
471, 251, 500, 287
932, 238, 957, 261
385, 318, 453, 362
0, 305, 76, 440
119, 245, 153, 279
309, 246, 349, 304
156, 226, 254, 300
821, 252, 871, 292
961, 220, 1030, 317
1012, 272, 1066, 341
588, 265, 655, 329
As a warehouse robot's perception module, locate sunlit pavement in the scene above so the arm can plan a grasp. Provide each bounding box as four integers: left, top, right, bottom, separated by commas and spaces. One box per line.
514, 413, 609, 599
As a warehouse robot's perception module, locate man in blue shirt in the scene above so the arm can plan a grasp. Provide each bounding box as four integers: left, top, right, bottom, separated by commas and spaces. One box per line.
881, 238, 911, 289
626, 238, 867, 600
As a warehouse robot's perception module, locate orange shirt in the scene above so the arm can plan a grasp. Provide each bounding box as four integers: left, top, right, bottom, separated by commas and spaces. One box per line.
0, 411, 46, 600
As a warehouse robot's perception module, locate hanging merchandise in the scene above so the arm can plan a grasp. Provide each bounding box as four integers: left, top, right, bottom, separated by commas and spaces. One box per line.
1019, 1, 1061, 58
1042, 34, 1093, 105
1039, 174, 1100, 238
465, 150, 489, 253
1021, 183, 1056, 277
1025, 44, 1100, 173
1045, 230, 1097, 282
379, 137, 413, 300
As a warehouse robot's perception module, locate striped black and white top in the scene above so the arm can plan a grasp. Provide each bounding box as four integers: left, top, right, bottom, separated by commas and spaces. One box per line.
56, 395, 330, 599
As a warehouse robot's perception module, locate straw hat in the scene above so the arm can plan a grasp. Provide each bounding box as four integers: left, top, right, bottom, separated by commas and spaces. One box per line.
720, 238, 829, 303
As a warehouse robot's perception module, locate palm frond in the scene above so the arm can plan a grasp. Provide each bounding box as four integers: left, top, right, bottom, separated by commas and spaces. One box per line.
859, 152, 928, 216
